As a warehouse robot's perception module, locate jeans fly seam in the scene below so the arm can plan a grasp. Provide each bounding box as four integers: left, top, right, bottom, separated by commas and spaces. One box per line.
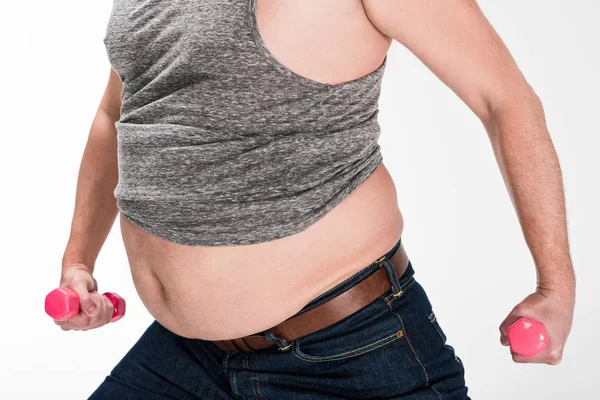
231, 368, 240, 398
387, 306, 430, 387
246, 349, 267, 400
252, 371, 268, 400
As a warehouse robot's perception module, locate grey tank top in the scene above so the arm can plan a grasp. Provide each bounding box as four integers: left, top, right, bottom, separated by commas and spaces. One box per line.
103, 0, 387, 246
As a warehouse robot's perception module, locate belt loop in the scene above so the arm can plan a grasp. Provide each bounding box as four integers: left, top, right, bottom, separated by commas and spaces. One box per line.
264, 328, 292, 352
378, 258, 403, 297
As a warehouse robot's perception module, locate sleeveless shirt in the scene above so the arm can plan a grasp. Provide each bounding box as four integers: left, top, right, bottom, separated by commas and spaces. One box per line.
103, 0, 387, 246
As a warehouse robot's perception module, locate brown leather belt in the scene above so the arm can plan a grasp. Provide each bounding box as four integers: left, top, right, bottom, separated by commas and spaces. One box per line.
210, 242, 409, 353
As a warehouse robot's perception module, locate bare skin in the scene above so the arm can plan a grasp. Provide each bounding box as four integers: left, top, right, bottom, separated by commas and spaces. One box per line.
58, 0, 575, 366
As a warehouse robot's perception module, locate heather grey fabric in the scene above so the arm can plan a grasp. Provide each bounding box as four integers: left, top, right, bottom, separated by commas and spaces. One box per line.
103, 0, 387, 246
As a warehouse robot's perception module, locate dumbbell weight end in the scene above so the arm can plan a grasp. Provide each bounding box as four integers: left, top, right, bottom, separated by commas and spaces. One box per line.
507, 317, 549, 357
45, 287, 126, 323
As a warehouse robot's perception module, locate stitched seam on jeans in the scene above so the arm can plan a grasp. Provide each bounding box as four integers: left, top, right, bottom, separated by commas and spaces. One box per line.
428, 312, 465, 371
257, 373, 268, 400
293, 335, 401, 363
248, 354, 268, 400
387, 307, 430, 387
232, 369, 239, 398
389, 277, 416, 301
385, 277, 416, 304
252, 371, 268, 400
428, 311, 448, 343
292, 333, 401, 362
429, 384, 444, 400
296, 331, 397, 359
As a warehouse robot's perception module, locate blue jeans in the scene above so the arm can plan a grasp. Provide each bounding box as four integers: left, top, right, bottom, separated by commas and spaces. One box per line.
89, 238, 470, 399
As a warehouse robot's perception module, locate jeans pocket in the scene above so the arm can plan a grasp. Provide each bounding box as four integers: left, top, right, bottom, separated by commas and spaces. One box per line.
292, 297, 404, 363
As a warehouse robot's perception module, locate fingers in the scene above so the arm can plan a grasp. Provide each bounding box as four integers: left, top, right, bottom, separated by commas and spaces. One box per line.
498, 311, 522, 347
546, 350, 563, 366
70, 278, 101, 316
54, 267, 113, 332
53, 294, 114, 331
54, 312, 91, 331
510, 347, 563, 366
498, 302, 537, 348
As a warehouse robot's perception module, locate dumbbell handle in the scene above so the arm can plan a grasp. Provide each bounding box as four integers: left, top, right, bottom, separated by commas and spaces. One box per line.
45, 287, 126, 323
507, 317, 549, 357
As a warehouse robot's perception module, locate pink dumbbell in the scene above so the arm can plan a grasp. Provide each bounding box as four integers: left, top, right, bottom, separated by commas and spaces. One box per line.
45, 287, 126, 323
507, 317, 549, 357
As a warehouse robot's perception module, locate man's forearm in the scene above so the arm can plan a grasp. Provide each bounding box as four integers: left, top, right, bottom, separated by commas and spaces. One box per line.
482, 89, 575, 294
62, 110, 120, 273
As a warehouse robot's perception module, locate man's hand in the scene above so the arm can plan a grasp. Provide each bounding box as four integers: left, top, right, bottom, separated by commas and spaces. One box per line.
499, 284, 575, 365
53, 265, 115, 332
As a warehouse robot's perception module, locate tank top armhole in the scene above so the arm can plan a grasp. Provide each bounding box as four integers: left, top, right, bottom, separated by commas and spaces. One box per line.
247, 0, 387, 91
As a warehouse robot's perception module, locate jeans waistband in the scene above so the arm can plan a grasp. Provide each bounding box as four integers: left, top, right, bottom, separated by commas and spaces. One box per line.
290, 237, 411, 318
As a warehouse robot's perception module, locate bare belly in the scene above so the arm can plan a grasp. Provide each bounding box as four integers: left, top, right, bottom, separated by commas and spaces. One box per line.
120, 162, 403, 340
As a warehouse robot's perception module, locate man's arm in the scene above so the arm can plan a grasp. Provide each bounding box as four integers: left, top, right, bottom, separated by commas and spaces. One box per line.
361, 0, 575, 364
62, 67, 123, 274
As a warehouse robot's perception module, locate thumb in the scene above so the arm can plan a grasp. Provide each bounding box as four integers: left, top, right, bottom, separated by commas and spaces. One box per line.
68, 277, 101, 316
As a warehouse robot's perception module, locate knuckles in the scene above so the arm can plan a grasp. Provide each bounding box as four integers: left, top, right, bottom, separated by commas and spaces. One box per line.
513, 304, 530, 316
547, 349, 563, 365
52, 298, 112, 332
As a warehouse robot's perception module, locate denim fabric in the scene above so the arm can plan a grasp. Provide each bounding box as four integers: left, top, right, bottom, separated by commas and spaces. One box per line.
89, 239, 470, 399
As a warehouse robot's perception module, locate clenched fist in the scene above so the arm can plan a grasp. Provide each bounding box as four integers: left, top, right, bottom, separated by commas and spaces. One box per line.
53, 265, 115, 331
499, 284, 575, 365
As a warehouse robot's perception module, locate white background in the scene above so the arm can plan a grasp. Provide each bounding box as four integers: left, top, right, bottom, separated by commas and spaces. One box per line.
2, 1, 599, 399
